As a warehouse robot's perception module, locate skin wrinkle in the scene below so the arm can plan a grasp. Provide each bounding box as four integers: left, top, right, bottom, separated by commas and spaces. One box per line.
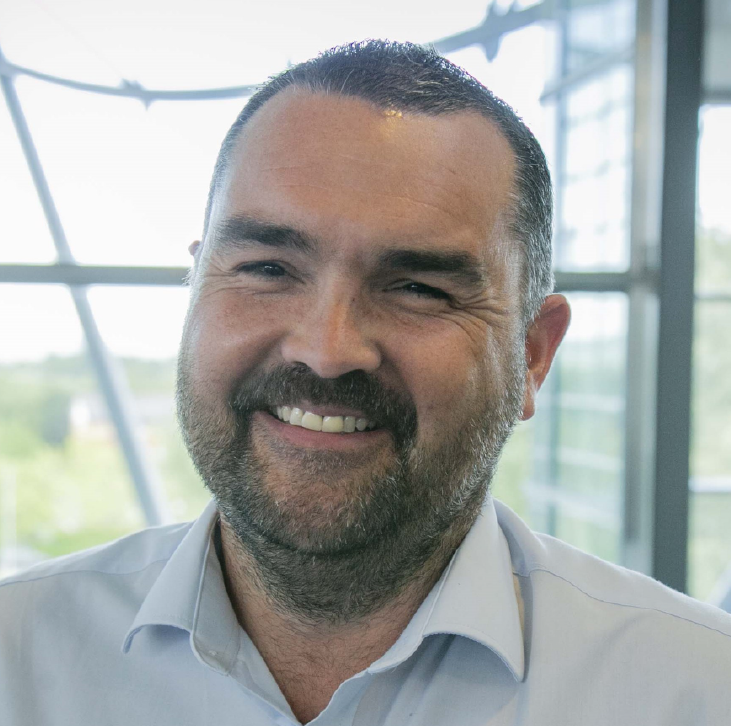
201, 215, 501, 308
270, 183, 467, 223
226, 96, 511, 228
261, 155, 398, 170
282, 153, 465, 185
198, 200, 498, 262
263, 152, 488, 197
213, 220, 317, 255
213, 246, 489, 300
202, 253, 510, 346
210, 215, 486, 276
258, 157, 463, 195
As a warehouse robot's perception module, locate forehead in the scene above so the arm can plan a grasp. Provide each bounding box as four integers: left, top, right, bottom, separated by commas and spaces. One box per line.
210, 89, 516, 261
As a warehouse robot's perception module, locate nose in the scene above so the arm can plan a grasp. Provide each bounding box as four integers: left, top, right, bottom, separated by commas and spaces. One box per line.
280, 286, 381, 379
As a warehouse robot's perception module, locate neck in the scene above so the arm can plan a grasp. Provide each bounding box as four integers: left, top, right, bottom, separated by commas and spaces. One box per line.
218, 509, 475, 723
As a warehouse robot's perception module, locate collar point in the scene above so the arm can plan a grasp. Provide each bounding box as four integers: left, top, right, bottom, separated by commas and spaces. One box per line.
121, 626, 141, 654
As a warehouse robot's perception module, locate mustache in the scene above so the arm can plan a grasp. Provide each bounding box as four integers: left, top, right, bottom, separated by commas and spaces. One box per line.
231, 363, 418, 448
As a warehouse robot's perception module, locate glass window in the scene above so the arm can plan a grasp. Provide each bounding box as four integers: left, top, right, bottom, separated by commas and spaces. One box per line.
15, 78, 242, 267
555, 65, 633, 271
87, 285, 207, 523
689, 105, 731, 603
704, 0, 731, 101
0, 285, 144, 577
0, 97, 57, 264
495, 293, 628, 564
493, 0, 636, 566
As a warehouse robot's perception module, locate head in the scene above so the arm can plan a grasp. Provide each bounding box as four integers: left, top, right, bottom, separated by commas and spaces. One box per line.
177, 40, 569, 621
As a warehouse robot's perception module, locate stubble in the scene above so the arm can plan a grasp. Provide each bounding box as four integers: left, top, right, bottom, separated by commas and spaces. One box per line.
177, 350, 525, 625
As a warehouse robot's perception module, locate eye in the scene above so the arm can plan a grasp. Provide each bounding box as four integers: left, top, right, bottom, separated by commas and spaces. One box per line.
235, 261, 287, 277
396, 281, 452, 301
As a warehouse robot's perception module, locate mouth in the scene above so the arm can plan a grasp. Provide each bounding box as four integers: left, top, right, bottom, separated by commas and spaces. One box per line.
272, 406, 378, 433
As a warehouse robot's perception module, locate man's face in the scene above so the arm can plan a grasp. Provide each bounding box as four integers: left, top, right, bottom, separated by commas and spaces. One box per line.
177, 90, 530, 558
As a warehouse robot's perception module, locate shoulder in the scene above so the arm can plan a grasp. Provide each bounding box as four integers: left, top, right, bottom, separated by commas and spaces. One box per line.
492, 500, 731, 721
0, 520, 193, 607
0, 519, 211, 722
0, 519, 198, 689
494, 498, 731, 643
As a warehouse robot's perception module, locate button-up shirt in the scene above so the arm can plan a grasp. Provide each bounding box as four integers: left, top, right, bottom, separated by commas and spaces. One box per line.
1, 497, 730, 725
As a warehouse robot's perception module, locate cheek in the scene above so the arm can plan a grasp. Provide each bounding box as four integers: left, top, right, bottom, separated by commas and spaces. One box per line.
181, 292, 282, 396
392, 330, 483, 433
391, 321, 514, 443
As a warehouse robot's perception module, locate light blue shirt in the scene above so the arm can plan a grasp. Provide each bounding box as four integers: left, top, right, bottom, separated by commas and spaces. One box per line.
1, 497, 730, 725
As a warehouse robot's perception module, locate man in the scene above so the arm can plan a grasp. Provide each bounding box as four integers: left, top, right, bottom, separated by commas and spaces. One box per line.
1, 40, 729, 725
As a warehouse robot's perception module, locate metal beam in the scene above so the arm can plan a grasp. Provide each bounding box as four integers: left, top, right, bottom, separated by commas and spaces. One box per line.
651, 0, 704, 592
0, 264, 188, 286
554, 271, 634, 293
0, 54, 256, 106
433, 2, 545, 59
0, 265, 643, 294
695, 291, 731, 302
0, 45, 167, 527
540, 46, 635, 102
703, 90, 731, 104
621, 0, 667, 578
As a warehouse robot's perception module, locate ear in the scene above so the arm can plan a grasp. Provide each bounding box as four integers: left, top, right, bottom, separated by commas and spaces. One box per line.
187, 241, 203, 284
521, 294, 571, 421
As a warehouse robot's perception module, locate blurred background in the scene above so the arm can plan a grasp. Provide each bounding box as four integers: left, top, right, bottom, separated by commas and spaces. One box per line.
0, 0, 729, 606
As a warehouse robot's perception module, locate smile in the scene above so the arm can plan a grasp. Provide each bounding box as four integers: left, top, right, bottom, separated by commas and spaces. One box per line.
273, 406, 377, 433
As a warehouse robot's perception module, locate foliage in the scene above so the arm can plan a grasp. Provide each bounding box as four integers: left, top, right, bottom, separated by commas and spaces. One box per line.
0, 355, 202, 568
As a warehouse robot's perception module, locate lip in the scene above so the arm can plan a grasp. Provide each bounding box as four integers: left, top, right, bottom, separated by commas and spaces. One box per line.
255, 410, 388, 450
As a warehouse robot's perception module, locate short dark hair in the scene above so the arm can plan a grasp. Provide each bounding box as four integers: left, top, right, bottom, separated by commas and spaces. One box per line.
203, 40, 554, 325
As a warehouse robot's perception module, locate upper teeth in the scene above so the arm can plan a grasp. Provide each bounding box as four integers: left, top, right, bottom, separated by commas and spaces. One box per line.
275, 406, 376, 433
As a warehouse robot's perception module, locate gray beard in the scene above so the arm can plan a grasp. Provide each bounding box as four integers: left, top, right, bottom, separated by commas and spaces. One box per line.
176, 354, 525, 625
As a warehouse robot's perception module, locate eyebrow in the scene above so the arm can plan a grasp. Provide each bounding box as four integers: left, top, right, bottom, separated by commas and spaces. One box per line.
376, 248, 487, 290
210, 216, 316, 253
211, 215, 487, 290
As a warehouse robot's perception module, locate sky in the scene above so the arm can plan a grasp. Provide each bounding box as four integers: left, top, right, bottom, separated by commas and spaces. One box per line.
0, 0, 727, 363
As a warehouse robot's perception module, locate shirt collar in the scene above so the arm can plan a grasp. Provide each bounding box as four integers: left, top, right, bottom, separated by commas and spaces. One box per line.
122, 499, 241, 674
122, 496, 524, 681
368, 496, 525, 681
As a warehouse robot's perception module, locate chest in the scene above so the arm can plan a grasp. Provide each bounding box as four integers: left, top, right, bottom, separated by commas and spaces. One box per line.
2, 628, 722, 726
